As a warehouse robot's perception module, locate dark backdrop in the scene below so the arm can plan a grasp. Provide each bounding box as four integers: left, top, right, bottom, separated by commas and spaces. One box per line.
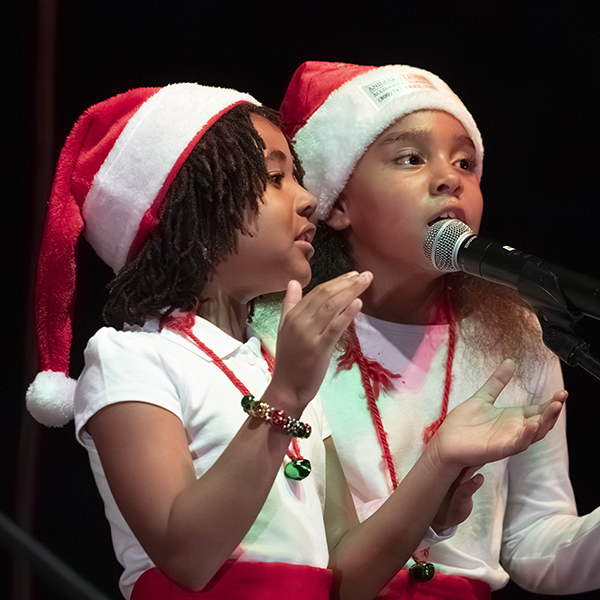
4, 1, 600, 599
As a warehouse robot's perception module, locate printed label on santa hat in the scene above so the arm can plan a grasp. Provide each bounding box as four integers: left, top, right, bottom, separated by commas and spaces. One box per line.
359, 73, 438, 110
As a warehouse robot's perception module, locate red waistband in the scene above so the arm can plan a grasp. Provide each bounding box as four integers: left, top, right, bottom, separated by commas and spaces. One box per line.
375, 569, 491, 600
131, 560, 333, 600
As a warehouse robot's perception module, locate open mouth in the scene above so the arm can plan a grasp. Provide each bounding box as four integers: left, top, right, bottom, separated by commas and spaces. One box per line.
295, 224, 316, 244
427, 209, 465, 228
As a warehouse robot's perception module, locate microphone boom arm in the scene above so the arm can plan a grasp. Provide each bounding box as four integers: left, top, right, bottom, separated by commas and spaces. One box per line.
517, 261, 600, 381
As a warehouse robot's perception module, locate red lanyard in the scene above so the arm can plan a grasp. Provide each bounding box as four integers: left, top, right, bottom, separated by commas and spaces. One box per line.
337, 295, 456, 490
163, 311, 302, 461
338, 306, 455, 583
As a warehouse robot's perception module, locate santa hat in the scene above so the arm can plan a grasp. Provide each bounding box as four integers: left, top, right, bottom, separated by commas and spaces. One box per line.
26, 83, 259, 426
280, 61, 484, 219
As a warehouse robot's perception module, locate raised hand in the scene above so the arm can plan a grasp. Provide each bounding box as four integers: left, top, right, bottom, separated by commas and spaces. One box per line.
428, 359, 567, 472
269, 272, 372, 413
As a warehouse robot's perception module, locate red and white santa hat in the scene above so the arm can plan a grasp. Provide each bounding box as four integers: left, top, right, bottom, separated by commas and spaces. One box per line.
280, 61, 484, 219
26, 83, 259, 426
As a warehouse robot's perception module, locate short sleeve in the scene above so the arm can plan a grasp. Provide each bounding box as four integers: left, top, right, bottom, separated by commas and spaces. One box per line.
74, 327, 185, 448
321, 406, 332, 440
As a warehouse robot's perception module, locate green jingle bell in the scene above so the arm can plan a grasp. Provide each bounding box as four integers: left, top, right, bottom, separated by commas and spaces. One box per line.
409, 561, 435, 582
284, 458, 312, 481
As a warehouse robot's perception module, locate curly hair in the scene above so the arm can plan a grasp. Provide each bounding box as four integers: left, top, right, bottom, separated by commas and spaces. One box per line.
103, 103, 304, 329
308, 221, 551, 381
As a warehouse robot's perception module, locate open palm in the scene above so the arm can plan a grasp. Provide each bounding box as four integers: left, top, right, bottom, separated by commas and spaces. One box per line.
430, 359, 567, 470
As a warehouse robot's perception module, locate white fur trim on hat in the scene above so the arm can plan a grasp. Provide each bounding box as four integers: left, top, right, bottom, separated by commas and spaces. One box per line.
294, 65, 484, 219
29, 83, 261, 428
26, 370, 77, 427
83, 83, 258, 273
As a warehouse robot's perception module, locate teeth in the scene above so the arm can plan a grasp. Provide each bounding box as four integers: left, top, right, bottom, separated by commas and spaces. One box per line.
428, 211, 462, 227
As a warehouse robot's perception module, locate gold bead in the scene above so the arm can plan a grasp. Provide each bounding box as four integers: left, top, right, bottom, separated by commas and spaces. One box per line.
250, 401, 269, 419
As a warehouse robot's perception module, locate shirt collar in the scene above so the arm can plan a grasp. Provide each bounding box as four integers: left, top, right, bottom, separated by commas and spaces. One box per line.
161, 314, 262, 362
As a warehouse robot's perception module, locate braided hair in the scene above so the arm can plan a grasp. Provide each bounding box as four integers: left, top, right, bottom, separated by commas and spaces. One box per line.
103, 103, 304, 329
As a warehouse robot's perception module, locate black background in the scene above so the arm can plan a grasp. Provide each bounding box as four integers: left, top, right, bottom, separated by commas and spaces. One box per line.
3, 1, 600, 599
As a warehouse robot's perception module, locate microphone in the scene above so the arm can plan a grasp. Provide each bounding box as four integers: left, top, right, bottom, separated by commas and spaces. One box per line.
424, 219, 600, 320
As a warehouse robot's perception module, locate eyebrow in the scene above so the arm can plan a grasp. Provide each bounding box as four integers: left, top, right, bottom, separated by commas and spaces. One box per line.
379, 129, 476, 150
265, 149, 287, 163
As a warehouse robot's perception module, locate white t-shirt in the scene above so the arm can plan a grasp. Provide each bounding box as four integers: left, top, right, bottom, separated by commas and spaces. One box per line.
74, 315, 330, 599
318, 312, 600, 595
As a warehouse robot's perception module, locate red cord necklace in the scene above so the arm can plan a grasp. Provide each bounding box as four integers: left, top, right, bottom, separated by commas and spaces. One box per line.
163, 311, 309, 480
337, 294, 456, 487
336, 294, 456, 582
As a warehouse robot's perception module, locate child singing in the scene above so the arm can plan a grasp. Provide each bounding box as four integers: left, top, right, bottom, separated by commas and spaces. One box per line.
278, 60, 599, 598
27, 82, 565, 600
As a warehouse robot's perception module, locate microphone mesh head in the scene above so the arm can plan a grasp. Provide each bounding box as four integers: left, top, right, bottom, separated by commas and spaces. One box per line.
424, 219, 473, 272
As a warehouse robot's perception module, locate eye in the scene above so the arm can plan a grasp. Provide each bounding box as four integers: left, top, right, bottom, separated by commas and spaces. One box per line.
268, 172, 284, 187
454, 155, 478, 172
395, 152, 424, 167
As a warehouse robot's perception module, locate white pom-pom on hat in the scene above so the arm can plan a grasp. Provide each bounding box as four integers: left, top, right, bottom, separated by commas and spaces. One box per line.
29, 84, 260, 426
26, 371, 77, 427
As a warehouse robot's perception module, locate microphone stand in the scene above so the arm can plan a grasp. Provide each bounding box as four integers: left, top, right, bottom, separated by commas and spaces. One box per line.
517, 262, 600, 381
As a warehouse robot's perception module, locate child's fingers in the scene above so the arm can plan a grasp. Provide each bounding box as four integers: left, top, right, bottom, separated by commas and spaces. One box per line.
471, 359, 516, 405
457, 473, 484, 497
522, 391, 567, 419
460, 465, 484, 483
287, 272, 358, 322
448, 473, 484, 525
280, 280, 304, 323
305, 272, 360, 306
301, 271, 372, 333
518, 391, 566, 444
530, 392, 567, 442
321, 298, 364, 344
512, 421, 539, 454
304, 272, 366, 314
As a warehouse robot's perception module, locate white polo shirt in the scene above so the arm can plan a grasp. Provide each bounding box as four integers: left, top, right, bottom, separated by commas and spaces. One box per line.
74, 315, 330, 599
319, 312, 600, 595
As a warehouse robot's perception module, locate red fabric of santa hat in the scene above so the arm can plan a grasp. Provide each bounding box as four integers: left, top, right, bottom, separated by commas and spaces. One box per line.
280, 61, 484, 219
27, 83, 259, 426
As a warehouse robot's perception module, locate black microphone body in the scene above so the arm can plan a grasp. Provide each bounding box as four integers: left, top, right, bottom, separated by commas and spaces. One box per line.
425, 219, 600, 320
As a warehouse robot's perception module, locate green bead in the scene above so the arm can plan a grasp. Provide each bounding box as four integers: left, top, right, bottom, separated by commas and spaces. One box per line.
284, 459, 312, 481
241, 395, 255, 411
409, 562, 435, 582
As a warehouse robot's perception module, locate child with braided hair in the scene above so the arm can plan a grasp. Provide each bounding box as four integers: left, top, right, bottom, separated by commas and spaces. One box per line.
278, 60, 600, 598
27, 82, 564, 600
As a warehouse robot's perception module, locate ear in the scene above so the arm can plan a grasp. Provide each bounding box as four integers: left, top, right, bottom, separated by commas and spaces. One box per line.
325, 193, 352, 231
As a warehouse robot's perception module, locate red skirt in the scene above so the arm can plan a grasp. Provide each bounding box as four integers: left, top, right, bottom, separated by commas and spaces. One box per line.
376, 569, 491, 600
131, 560, 333, 600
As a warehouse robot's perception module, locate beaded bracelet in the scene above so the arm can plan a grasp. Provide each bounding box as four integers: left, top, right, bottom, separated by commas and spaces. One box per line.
241, 395, 312, 439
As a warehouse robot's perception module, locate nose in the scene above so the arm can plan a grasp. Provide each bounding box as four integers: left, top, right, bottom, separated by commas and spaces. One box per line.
429, 161, 463, 197
296, 183, 317, 220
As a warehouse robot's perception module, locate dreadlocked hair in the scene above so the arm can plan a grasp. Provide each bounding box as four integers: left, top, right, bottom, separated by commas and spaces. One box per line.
309, 220, 552, 382
103, 104, 302, 329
